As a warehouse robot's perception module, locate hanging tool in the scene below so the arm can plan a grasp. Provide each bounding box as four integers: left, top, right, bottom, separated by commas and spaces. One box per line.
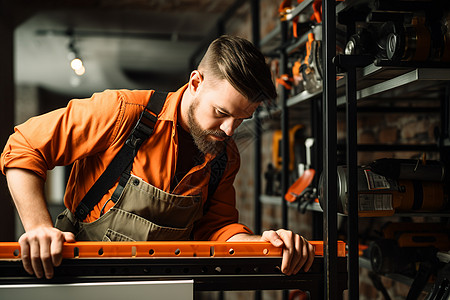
369, 222, 450, 275
318, 161, 448, 217
276, 73, 295, 90
272, 124, 305, 172
300, 32, 323, 93
285, 138, 317, 213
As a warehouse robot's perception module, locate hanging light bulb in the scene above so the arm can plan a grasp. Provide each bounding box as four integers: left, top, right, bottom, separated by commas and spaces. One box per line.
67, 33, 86, 77
69, 56, 86, 76
74, 64, 85, 76
70, 58, 83, 70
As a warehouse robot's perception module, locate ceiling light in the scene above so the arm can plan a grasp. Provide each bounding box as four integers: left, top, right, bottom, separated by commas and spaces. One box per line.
70, 58, 83, 71
67, 32, 86, 77
74, 65, 85, 76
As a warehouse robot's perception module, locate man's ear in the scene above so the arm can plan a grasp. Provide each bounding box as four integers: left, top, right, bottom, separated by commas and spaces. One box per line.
188, 70, 203, 96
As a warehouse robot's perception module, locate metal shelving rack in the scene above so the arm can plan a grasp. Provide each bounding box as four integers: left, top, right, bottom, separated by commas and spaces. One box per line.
334, 1, 450, 299
254, 0, 347, 298
321, 1, 342, 298
255, 0, 450, 299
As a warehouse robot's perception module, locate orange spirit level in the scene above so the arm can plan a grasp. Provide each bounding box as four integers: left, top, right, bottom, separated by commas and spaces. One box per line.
0, 241, 348, 297
0, 241, 346, 259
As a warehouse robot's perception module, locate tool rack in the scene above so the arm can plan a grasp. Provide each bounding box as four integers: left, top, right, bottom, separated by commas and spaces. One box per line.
254, 0, 450, 299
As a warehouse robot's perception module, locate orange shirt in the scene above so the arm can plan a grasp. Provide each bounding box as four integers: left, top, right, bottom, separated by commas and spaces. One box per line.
1, 85, 252, 241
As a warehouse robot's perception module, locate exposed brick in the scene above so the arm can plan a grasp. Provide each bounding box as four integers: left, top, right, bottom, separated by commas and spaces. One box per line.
401, 120, 428, 140
393, 281, 410, 298
380, 276, 394, 289
359, 130, 377, 144
358, 114, 381, 129
378, 127, 399, 144
360, 281, 380, 299
385, 113, 405, 125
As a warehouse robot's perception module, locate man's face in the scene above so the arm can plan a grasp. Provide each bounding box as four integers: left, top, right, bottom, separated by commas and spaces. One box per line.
187, 76, 260, 155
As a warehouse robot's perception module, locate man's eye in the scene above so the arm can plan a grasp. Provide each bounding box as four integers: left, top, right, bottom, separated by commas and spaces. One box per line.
216, 109, 227, 117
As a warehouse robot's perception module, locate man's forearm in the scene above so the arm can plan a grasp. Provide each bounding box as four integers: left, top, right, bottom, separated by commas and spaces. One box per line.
227, 233, 262, 241
5, 168, 53, 231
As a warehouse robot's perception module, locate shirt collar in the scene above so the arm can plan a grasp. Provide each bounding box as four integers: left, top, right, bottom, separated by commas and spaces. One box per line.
158, 83, 188, 123
157, 83, 224, 162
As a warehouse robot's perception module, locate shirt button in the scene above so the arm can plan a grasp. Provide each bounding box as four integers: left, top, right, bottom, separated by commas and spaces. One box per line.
132, 179, 140, 186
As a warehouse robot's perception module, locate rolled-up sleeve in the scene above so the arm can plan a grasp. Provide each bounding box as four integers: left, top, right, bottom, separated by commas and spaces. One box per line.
1, 90, 123, 181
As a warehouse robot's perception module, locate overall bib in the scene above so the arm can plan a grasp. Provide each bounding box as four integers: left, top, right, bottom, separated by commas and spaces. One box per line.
55, 174, 203, 241
55, 91, 220, 241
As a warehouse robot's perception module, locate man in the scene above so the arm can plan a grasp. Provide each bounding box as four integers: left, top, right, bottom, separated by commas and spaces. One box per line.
1, 35, 314, 280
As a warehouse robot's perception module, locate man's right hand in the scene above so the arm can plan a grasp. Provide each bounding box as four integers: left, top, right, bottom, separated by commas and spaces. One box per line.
18, 226, 75, 279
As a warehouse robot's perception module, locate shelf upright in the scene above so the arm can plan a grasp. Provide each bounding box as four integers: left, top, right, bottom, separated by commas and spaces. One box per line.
251, 2, 262, 300
251, 0, 262, 238
333, 53, 363, 300
280, 19, 289, 230
322, 0, 339, 299
337, 14, 360, 300
345, 60, 359, 300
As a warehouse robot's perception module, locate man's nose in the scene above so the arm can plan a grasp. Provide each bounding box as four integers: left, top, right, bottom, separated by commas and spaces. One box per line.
220, 118, 240, 137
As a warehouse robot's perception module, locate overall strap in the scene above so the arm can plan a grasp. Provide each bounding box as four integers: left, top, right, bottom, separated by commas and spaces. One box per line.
207, 150, 227, 200
203, 150, 228, 215
75, 91, 168, 221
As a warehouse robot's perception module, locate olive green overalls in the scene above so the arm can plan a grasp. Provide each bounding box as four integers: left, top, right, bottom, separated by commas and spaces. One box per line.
55, 174, 203, 241
55, 91, 224, 242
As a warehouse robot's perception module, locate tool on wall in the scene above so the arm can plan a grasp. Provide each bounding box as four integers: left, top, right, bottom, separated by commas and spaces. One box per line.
368, 157, 445, 182
368, 222, 450, 300
342, 0, 450, 63
369, 222, 450, 275
300, 32, 323, 94
272, 125, 305, 174
279, 0, 322, 36
276, 73, 295, 91
285, 138, 318, 213
279, 0, 346, 96
267, 125, 306, 196
318, 158, 448, 217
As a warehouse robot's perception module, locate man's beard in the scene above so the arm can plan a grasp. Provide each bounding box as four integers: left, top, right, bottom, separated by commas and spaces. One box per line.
187, 100, 228, 156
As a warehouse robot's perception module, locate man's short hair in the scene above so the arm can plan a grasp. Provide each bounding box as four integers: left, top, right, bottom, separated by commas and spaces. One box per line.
198, 35, 277, 103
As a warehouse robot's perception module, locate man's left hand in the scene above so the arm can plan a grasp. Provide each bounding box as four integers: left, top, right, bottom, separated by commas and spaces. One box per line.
228, 229, 315, 275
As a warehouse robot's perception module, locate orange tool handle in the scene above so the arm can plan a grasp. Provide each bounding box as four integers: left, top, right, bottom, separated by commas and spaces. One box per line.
0, 241, 345, 259
276, 74, 294, 90
304, 32, 315, 65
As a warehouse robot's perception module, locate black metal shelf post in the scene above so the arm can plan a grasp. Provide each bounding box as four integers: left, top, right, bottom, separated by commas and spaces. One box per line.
322, 0, 339, 298
280, 19, 289, 231
251, 1, 262, 300
251, 0, 262, 238
345, 62, 359, 300
333, 54, 374, 300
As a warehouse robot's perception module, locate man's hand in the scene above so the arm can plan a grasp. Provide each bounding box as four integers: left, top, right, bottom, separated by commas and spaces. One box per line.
18, 226, 75, 279
5, 168, 76, 279
228, 229, 315, 275
261, 229, 315, 275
